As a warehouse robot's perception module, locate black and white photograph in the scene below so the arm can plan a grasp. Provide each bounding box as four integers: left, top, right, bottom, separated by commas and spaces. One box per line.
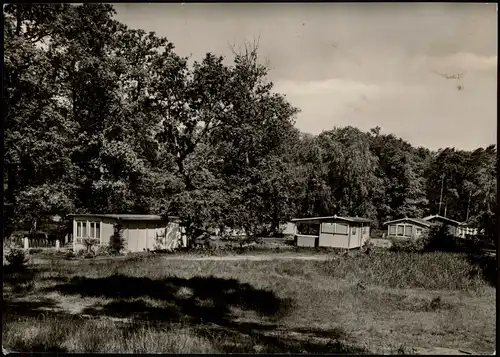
3, 2, 497, 354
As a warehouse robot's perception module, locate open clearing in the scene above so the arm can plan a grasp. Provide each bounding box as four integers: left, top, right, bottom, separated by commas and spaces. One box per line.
3, 249, 496, 354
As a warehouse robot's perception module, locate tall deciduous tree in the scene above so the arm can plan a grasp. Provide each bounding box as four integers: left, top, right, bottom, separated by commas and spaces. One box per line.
3, 4, 77, 233
368, 128, 428, 224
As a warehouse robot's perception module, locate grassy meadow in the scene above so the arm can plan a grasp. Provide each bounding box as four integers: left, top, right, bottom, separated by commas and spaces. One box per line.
3, 248, 496, 354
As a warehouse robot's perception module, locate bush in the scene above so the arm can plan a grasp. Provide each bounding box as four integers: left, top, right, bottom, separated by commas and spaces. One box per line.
28, 248, 43, 255
65, 251, 75, 259
390, 237, 426, 253
95, 245, 113, 256
5, 248, 29, 269
75, 249, 87, 258
423, 225, 460, 252
109, 223, 125, 254
83, 252, 95, 259
83, 238, 99, 254
361, 239, 375, 255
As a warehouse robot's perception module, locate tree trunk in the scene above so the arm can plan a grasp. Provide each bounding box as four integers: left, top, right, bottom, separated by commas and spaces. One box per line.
15, 5, 22, 36
466, 191, 472, 221
176, 158, 193, 191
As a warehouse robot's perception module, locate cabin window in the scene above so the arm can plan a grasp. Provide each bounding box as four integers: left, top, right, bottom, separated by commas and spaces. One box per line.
76, 220, 100, 239
389, 225, 397, 235
351, 226, 357, 235
362, 226, 368, 234
297, 223, 320, 236
336, 223, 348, 235
77, 222, 82, 237
76, 221, 87, 237
416, 228, 422, 236
404, 225, 413, 236
88, 222, 100, 238
396, 225, 404, 236
322, 223, 335, 234
82, 221, 87, 237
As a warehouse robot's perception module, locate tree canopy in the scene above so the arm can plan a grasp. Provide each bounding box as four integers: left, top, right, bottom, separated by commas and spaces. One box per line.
3, 4, 496, 243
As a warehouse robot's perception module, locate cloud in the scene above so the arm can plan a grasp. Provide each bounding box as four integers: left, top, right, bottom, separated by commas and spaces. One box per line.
113, 3, 497, 150
273, 78, 391, 135
274, 78, 381, 97
425, 52, 497, 75
274, 75, 496, 150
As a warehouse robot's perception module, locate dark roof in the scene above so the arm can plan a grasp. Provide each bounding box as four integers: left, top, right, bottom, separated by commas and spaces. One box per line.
383, 217, 432, 227
423, 215, 462, 226
67, 214, 179, 221
290, 215, 372, 223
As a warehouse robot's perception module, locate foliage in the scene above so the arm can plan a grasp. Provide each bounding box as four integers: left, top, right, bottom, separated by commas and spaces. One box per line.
109, 223, 125, 254
75, 249, 87, 258
95, 245, 113, 256
361, 238, 375, 255
5, 248, 29, 269
422, 225, 461, 252
82, 238, 98, 254
3, 3, 496, 240
390, 237, 427, 253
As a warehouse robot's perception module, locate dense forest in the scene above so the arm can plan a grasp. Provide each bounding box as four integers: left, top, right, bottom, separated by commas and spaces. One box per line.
3, 4, 497, 241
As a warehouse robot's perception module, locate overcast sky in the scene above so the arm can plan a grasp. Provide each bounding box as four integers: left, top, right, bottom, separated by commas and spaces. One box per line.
113, 3, 497, 150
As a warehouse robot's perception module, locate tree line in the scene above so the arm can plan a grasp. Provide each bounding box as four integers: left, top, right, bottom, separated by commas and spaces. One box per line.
3, 4, 497, 241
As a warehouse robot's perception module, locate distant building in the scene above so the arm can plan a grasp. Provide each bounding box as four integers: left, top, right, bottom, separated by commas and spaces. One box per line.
423, 214, 463, 237
384, 214, 478, 239
457, 223, 479, 238
68, 214, 183, 253
289, 215, 371, 249
383, 217, 432, 239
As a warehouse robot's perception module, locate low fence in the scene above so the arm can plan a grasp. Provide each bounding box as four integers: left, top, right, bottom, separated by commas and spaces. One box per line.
5, 236, 61, 250
28, 237, 58, 248
5, 236, 24, 248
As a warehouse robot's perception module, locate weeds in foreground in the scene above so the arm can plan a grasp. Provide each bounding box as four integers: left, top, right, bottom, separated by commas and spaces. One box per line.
3, 312, 366, 354
2, 315, 215, 353
316, 250, 488, 291
3, 249, 495, 354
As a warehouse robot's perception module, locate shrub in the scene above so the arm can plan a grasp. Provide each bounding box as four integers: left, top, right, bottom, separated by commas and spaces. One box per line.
317, 250, 484, 291
5, 248, 29, 269
361, 239, 375, 255
83, 252, 95, 259
423, 225, 460, 252
28, 248, 43, 255
75, 249, 87, 258
65, 251, 75, 259
95, 245, 112, 256
390, 237, 426, 253
109, 223, 125, 254
83, 238, 99, 254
